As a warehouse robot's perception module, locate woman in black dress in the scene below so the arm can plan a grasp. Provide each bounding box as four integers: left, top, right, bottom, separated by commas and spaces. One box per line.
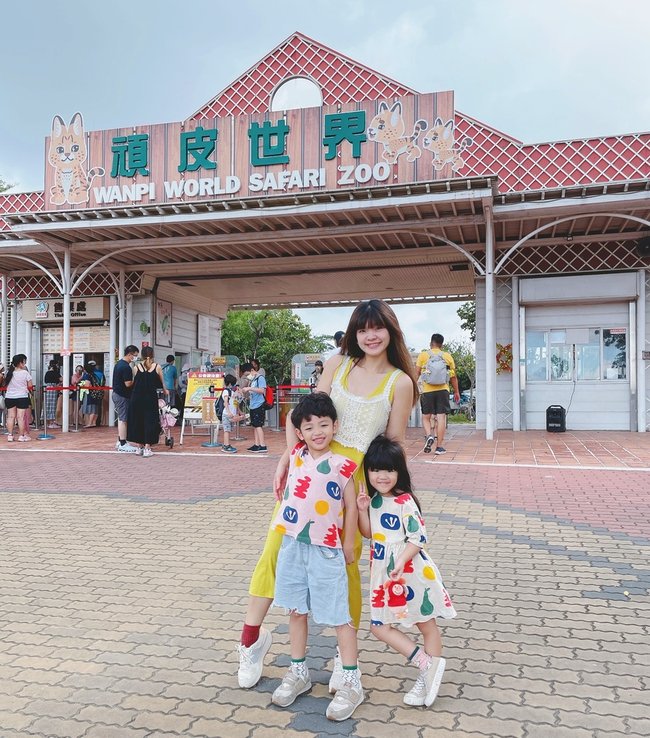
127, 346, 168, 457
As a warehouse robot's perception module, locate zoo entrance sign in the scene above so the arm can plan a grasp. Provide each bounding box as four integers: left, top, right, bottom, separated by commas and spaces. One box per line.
44, 91, 474, 210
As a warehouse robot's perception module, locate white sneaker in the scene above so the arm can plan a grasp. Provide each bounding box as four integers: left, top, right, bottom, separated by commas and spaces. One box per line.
326, 678, 364, 721
403, 674, 427, 706
236, 628, 272, 688
271, 668, 311, 707
328, 653, 362, 693
422, 656, 446, 707
117, 443, 138, 453
142, 448, 153, 458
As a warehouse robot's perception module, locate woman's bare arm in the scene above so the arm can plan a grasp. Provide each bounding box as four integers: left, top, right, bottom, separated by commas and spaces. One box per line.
384, 373, 415, 445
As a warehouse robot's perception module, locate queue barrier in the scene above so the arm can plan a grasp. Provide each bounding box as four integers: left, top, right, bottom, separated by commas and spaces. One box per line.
273, 384, 313, 431
40, 384, 113, 436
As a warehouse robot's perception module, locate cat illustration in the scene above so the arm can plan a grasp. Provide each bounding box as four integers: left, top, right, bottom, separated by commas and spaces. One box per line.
367, 101, 427, 164
48, 112, 104, 205
421, 118, 473, 172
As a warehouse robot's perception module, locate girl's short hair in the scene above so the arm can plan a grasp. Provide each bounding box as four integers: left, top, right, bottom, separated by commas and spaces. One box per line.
291, 391, 337, 429
341, 299, 418, 404
363, 435, 421, 510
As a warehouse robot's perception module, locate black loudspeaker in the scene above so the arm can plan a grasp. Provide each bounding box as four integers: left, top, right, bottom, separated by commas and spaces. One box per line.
636, 237, 650, 258
546, 405, 566, 433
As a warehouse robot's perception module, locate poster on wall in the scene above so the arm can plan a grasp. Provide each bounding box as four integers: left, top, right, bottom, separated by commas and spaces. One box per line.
156, 299, 172, 348
197, 315, 210, 350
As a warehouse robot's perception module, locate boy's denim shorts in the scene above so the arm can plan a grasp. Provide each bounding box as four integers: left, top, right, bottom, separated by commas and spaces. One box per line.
274, 536, 351, 626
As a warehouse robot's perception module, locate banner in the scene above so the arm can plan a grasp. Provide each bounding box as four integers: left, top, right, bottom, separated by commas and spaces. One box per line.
183, 371, 224, 413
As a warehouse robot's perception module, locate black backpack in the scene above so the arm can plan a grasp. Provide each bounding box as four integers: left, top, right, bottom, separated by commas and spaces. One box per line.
88, 371, 105, 401
215, 388, 231, 421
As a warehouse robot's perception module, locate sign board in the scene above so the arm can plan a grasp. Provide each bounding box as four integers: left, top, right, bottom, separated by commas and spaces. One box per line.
197, 315, 211, 350
183, 371, 224, 413
22, 297, 109, 322
43, 92, 466, 211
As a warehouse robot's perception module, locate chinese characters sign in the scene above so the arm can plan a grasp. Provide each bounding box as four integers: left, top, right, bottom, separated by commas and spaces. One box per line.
44, 92, 461, 210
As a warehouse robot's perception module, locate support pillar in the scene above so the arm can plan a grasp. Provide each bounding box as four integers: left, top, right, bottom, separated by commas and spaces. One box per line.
637, 269, 646, 432
118, 270, 126, 357
10, 298, 17, 358
511, 277, 521, 431
485, 206, 496, 440
61, 248, 71, 433
1, 275, 7, 367
108, 294, 117, 426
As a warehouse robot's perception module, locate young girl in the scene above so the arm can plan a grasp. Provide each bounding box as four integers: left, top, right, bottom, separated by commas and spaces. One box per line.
3, 354, 34, 442
357, 435, 457, 708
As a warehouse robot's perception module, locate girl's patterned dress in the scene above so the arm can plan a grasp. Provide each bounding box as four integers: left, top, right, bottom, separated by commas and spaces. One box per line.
369, 492, 456, 627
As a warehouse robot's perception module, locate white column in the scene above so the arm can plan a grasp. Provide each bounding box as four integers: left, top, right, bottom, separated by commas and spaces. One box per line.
0, 275, 7, 366
637, 269, 646, 432
118, 271, 126, 356
125, 295, 133, 347
485, 206, 496, 440
108, 294, 117, 426
24, 320, 33, 365
10, 298, 18, 358
511, 277, 521, 431
61, 248, 71, 433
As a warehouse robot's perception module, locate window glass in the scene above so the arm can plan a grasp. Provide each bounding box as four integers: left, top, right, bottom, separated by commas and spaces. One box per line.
603, 329, 626, 380
525, 331, 547, 381
576, 328, 600, 381
550, 331, 572, 381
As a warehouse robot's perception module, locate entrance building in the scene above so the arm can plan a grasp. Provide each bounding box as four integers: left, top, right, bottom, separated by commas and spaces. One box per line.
1, 32, 649, 434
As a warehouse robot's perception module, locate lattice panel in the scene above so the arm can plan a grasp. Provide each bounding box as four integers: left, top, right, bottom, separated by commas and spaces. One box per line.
490, 241, 650, 277
456, 113, 650, 194
12, 272, 143, 299
0, 191, 44, 231
193, 32, 415, 119
497, 391, 514, 430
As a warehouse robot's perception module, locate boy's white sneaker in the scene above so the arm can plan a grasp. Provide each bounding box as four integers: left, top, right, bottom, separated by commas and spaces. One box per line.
422, 656, 446, 707
403, 674, 427, 706
236, 628, 272, 688
328, 652, 362, 693
326, 681, 364, 721
271, 668, 311, 707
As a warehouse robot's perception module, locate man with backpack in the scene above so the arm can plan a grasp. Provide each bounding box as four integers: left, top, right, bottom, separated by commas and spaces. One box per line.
241, 362, 268, 453
416, 334, 460, 455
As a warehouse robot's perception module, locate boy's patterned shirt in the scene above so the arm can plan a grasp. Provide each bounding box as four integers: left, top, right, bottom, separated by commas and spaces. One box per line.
273, 442, 357, 548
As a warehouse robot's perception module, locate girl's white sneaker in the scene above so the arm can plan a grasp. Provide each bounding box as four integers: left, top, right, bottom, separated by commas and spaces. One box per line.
403, 674, 427, 706
142, 448, 153, 457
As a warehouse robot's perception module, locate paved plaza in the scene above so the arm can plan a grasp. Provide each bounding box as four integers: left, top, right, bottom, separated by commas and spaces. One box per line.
0, 425, 649, 737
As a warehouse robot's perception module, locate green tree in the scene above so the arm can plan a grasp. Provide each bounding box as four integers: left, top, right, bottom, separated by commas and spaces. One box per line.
221, 309, 327, 384
0, 175, 12, 193
457, 301, 476, 342
445, 338, 476, 394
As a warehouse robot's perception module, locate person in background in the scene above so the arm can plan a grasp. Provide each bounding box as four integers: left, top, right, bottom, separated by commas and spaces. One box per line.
0, 363, 5, 428
310, 360, 324, 389
81, 360, 105, 428
241, 363, 267, 453
126, 346, 167, 457
43, 359, 62, 428
70, 364, 85, 426
3, 354, 34, 442
162, 354, 178, 407
220, 373, 242, 454
112, 345, 139, 453
251, 358, 265, 377
238, 362, 253, 422
323, 330, 345, 361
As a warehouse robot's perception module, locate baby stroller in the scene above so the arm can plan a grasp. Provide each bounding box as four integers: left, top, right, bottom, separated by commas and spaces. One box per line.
157, 391, 179, 448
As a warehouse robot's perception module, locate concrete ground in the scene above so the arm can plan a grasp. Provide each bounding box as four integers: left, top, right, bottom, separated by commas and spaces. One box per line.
0, 423, 649, 737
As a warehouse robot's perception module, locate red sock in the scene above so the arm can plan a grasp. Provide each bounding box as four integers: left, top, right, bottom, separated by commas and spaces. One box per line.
241, 624, 260, 648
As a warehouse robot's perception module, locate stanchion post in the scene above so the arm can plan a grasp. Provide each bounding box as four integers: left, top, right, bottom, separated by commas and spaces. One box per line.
38, 386, 55, 440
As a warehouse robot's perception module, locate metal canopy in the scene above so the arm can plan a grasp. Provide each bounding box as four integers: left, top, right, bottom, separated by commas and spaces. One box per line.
2, 176, 650, 309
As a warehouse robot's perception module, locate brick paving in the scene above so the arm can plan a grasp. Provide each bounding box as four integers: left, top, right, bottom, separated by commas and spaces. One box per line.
0, 424, 648, 737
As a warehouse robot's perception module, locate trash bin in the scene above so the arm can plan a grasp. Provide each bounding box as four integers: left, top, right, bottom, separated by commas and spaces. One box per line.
546, 405, 566, 433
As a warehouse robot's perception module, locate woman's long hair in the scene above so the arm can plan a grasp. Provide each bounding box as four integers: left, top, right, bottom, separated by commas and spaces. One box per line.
363, 434, 422, 511
140, 345, 155, 371
341, 299, 418, 404
3, 354, 27, 388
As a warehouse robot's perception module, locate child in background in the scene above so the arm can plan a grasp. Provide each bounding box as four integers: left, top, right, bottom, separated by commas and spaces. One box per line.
220, 374, 241, 453
357, 435, 456, 708
269, 392, 363, 722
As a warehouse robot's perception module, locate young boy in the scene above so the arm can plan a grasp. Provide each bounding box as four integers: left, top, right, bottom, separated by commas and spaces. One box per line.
220, 374, 240, 453
270, 392, 363, 722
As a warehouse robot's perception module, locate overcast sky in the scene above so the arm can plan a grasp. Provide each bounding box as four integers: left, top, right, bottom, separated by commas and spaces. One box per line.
1, 0, 648, 350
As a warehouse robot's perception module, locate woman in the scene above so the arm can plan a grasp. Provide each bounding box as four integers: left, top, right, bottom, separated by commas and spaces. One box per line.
3, 354, 35, 442
81, 361, 104, 428
43, 360, 62, 428
237, 299, 418, 691
126, 346, 168, 457
70, 364, 85, 426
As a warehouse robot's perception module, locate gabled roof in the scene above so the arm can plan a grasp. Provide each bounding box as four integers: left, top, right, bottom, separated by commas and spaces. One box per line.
190, 31, 417, 119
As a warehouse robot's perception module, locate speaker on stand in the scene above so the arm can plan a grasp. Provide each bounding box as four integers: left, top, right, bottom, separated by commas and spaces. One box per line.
635, 237, 650, 258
